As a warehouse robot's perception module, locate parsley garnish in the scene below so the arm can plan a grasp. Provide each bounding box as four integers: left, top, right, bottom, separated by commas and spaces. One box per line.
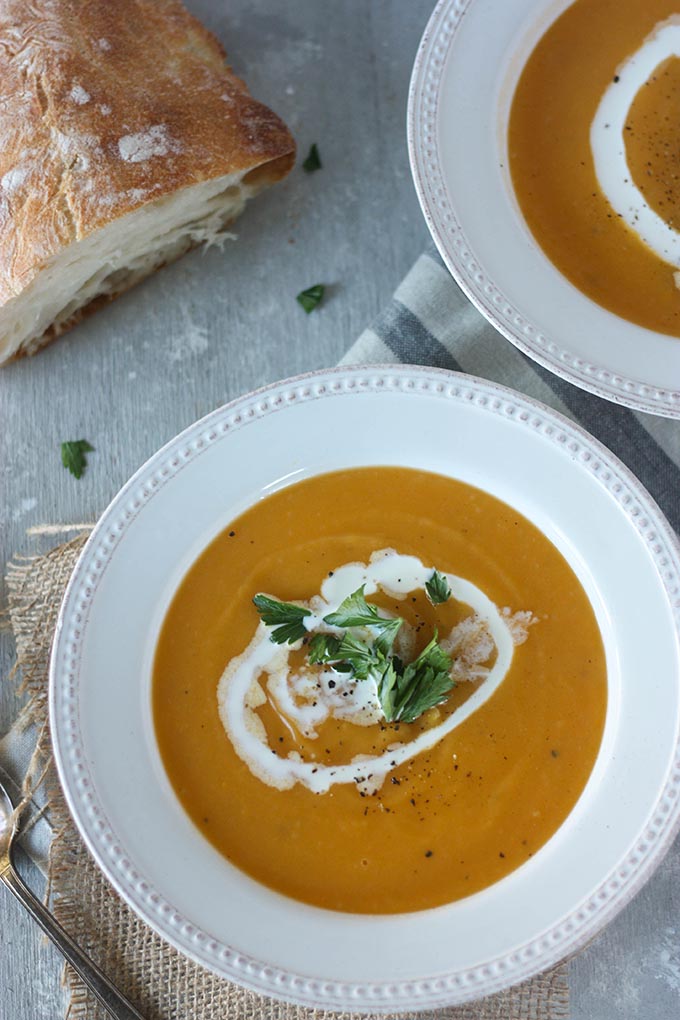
302, 143, 322, 173
388, 633, 454, 723
60, 439, 94, 479
425, 569, 452, 605
252, 594, 311, 644
297, 284, 325, 313
309, 632, 379, 679
255, 583, 455, 724
324, 586, 393, 630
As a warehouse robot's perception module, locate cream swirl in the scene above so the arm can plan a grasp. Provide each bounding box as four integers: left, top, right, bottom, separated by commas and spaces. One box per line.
217, 550, 521, 795
591, 18, 680, 267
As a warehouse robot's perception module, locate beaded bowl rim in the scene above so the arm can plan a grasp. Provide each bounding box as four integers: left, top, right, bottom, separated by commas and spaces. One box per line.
407, 0, 680, 418
49, 364, 680, 1011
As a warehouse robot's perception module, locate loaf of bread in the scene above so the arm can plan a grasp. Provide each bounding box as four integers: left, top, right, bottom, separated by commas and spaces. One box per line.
0, 0, 295, 365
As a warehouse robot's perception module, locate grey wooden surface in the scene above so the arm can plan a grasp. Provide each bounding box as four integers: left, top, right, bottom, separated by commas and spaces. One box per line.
0, 2, 678, 1017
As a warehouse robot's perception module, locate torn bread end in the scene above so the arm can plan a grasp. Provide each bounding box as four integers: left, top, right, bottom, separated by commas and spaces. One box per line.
1, 170, 267, 363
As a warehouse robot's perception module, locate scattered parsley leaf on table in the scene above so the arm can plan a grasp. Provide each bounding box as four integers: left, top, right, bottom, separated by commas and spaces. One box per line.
302, 143, 322, 173
297, 284, 325, 313
60, 439, 94, 479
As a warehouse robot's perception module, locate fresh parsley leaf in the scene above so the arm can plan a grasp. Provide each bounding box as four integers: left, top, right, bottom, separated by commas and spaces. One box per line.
323, 586, 396, 632
309, 631, 379, 680
389, 634, 454, 723
396, 665, 454, 724
317, 645, 397, 711
302, 143, 322, 173
308, 633, 341, 664
253, 594, 311, 645
60, 439, 94, 479
373, 616, 403, 656
333, 633, 383, 679
425, 569, 452, 605
307, 603, 452, 723
260, 576, 456, 724
374, 655, 400, 721
297, 284, 325, 313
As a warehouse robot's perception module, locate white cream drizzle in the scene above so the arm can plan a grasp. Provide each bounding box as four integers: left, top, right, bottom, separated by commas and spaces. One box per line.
591, 17, 680, 267
217, 550, 525, 795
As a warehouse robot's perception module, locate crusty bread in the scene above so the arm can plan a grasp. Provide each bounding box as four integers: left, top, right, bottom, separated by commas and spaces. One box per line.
0, 0, 295, 364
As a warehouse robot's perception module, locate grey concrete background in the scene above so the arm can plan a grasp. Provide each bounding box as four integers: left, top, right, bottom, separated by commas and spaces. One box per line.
0, 2, 678, 1017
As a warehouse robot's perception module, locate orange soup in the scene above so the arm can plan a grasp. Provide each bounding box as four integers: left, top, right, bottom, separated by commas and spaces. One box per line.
509, 0, 680, 336
153, 468, 607, 913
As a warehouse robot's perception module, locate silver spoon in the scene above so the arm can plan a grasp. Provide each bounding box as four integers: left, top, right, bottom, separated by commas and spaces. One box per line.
0, 766, 145, 1019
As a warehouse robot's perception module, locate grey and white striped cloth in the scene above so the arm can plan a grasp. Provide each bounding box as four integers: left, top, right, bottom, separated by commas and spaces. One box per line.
342, 245, 680, 536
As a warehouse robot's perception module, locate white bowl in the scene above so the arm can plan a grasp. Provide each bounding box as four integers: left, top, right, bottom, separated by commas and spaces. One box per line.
408, 0, 680, 417
49, 365, 680, 1011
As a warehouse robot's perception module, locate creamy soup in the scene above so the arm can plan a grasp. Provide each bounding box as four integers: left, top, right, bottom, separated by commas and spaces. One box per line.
153, 467, 607, 914
509, 0, 680, 336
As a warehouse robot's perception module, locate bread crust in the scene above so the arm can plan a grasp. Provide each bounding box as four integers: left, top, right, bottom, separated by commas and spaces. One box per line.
0, 0, 295, 312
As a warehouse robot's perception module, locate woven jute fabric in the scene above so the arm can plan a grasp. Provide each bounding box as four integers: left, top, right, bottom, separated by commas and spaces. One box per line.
5, 535, 570, 1020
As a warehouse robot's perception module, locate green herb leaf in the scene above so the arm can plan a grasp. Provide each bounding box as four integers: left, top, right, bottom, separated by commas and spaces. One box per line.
374, 656, 400, 721
308, 631, 377, 680
311, 588, 454, 723
297, 284, 325, 313
373, 616, 403, 657
425, 569, 452, 605
314, 631, 401, 709
323, 586, 396, 632
60, 439, 94, 479
253, 594, 311, 645
302, 143, 322, 173
333, 633, 382, 679
259, 572, 456, 724
319, 587, 454, 720
308, 633, 341, 664
389, 633, 454, 723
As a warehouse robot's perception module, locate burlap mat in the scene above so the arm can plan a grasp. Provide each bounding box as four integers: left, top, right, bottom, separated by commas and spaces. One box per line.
5, 534, 570, 1020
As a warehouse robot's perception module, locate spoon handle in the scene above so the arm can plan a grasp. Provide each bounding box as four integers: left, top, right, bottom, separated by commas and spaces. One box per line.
1, 865, 146, 1020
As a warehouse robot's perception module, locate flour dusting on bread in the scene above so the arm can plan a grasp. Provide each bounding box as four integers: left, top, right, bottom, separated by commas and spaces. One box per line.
117, 125, 179, 163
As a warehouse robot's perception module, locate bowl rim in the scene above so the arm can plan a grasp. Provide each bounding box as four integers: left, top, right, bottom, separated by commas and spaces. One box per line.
49, 363, 680, 1012
407, 0, 680, 418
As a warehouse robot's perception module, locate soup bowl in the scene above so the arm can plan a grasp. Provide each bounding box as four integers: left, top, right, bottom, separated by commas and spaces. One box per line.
408, 0, 680, 416
49, 365, 680, 1011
